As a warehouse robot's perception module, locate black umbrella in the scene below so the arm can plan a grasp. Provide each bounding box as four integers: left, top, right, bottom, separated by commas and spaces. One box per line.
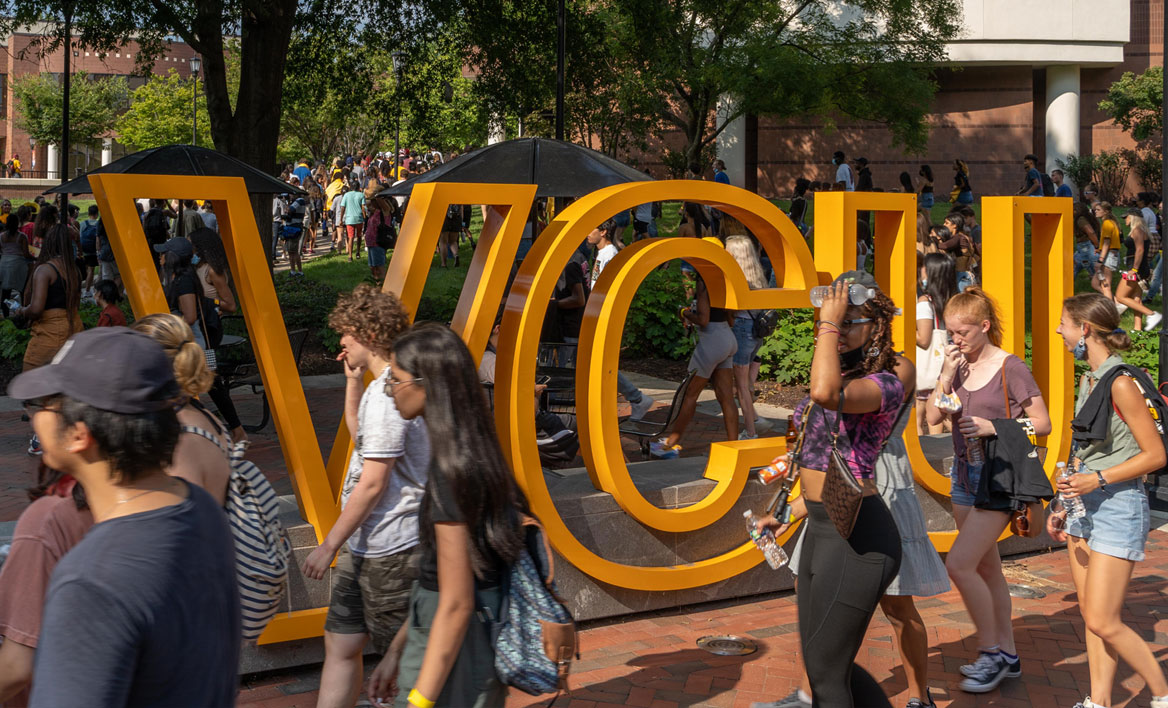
44, 144, 305, 196
378, 138, 652, 198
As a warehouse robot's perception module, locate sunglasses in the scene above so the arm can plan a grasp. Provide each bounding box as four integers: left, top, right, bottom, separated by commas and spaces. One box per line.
22, 399, 59, 416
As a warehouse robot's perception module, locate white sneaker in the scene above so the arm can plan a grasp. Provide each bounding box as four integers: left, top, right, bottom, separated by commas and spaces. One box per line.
1145, 312, 1163, 330
629, 396, 654, 421
739, 431, 758, 440
1153, 696, 1168, 708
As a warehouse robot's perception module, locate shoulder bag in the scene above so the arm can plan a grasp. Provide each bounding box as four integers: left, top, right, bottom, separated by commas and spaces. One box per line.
915, 299, 946, 391
818, 387, 864, 538
1000, 365, 1047, 538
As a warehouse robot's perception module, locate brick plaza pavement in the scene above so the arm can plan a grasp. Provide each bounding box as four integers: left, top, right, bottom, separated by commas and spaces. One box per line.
2, 374, 1166, 707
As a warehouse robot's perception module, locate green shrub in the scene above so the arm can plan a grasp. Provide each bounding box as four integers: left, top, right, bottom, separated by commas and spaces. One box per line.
0, 319, 29, 360
273, 273, 343, 354
622, 265, 695, 359
1124, 330, 1159, 380
755, 308, 816, 385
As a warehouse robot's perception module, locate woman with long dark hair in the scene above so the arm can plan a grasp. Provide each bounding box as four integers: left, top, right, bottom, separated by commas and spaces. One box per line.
158, 237, 245, 443
189, 227, 237, 314
916, 252, 959, 434
899, 171, 914, 194
366, 322, 531, 707
0, 213, 30, 304
754, 271, 906, 707
952, 160, 973, 204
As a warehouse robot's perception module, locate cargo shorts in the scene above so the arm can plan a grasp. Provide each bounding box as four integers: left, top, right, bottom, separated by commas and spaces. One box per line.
323, 545, 420, 653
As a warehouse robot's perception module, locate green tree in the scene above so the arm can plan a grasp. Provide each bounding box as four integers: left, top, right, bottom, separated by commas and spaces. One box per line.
12, 71, 127, 147
611, 0, 962, 169
394, 36, 488, 152
1100, 67, 1164, 142
114, 69, 212, 149
1099, 67, 1163, 194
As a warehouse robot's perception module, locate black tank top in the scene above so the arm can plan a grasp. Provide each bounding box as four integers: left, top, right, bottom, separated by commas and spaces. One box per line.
43, 263, 67, 311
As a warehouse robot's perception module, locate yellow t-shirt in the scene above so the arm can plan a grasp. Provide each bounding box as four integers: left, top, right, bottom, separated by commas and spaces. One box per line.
1100, 219, 1120, 250
324, 179, 344, 210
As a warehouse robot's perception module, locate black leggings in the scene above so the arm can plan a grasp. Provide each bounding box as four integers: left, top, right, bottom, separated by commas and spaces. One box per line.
207, 375, 242, 431
798, 496, 901, 708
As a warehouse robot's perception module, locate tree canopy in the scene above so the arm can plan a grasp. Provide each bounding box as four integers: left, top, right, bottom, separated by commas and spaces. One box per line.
114, 69, 212, 149
1099, 66, 1163, 143
12, 71, 127, 147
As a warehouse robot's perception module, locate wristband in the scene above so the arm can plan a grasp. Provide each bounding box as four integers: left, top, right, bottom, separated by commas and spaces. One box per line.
408, 689, 435, 708
1095, 470, 1107, 490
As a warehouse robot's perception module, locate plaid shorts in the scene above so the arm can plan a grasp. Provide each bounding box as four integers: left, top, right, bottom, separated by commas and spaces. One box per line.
323, 545, 420, 653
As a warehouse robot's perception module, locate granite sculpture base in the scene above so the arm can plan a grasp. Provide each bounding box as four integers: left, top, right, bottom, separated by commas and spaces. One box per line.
240, 434, 1062, 672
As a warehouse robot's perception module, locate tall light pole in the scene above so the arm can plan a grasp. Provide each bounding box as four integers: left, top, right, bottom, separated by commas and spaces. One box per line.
1159, 10, 1167, 387
60, 2, 73, 214
391, 50, 403, 180
190, 56, 201, 146
555, 0, 565, 142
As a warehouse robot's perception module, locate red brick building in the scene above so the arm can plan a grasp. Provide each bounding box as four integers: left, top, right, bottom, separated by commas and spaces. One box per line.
711, 0, 1164, 199
0, 24, 197, 180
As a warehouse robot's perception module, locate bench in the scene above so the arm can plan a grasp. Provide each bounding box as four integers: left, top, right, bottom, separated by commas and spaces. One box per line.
216, 315, 310, 433
618, 371, 696, 460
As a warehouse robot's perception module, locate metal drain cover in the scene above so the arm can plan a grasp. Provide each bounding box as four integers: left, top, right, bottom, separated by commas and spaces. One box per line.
697, 635, 757, 656
1008, 583, 1046, 599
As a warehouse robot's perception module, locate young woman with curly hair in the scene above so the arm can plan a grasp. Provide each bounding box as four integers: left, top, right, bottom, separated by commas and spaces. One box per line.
753, 271, 907, 708
131, 313, 232, 504
925, 287, 1051, 694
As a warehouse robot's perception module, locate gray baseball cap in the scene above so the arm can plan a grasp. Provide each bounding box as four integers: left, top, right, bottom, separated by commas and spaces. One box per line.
8, 327, 180, 413
153, 236, 193, 258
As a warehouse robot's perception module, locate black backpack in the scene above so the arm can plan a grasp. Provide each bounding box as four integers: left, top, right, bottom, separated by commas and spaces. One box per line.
1040, 173, 1055, 197
1101, 364, 1168, 476
751, 309, 779, 340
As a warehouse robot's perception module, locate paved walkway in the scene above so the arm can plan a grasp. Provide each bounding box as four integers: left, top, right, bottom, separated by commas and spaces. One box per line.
5, 367, 1168, 707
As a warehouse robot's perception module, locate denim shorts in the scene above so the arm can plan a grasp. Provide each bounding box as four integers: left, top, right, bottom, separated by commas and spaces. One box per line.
731, 317, 758, 366
1074, 241, 1097, 277
1066, 476, 1150, 561
367, 246, 387, 267
1102, 250, 1120, 271
950, 460, 981, 507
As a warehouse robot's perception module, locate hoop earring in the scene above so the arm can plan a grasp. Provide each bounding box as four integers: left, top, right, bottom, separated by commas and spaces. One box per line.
867, 345, 880, 358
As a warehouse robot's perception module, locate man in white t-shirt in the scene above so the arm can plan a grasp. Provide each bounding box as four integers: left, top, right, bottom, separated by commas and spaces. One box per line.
302, 284, 429, 708
586, 221, 654, 419
833, 151, 854, 191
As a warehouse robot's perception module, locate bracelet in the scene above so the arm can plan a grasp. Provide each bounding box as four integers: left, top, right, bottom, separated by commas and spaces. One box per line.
818, 319, 842, 330
1095, 470, 1107, 490
408, 689, 435, 708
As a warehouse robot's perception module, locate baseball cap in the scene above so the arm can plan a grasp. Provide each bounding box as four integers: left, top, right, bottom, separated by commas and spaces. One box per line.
153, 237, 194, 257
8, 327, 180, 414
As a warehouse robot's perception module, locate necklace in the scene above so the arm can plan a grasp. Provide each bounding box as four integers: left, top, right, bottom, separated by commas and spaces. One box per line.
114, 488, 158, 505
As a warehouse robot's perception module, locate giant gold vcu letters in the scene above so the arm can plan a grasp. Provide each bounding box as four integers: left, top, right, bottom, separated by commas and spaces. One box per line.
92, 175, 1072, 643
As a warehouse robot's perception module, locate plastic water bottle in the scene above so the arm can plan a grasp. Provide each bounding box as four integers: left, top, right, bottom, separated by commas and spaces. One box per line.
744, 510, 789, 570
809, 284, 877, 308
1058, 462, 1086, 521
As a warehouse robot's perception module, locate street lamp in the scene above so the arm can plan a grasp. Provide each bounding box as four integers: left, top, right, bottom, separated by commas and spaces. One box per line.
190, 56, 201, 146
391, 50, 403, 180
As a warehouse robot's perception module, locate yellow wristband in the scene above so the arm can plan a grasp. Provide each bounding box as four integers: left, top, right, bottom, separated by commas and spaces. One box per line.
408, 689, 435, 708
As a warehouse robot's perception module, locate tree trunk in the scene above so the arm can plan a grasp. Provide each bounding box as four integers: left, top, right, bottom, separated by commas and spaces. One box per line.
193, 0, 297, 267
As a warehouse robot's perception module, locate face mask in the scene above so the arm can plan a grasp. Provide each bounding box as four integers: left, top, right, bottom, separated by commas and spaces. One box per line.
832, 158, 838, 165
1072, 335, 1088, 360
191, 254, 201, 266
920, 278, 927, 289
840, 345, 865, 371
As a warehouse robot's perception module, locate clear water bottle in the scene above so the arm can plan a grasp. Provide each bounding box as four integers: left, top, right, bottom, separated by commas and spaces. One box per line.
809, 284, 877, 308
1058, 462, 1086, 521
744, 510, 789, 570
